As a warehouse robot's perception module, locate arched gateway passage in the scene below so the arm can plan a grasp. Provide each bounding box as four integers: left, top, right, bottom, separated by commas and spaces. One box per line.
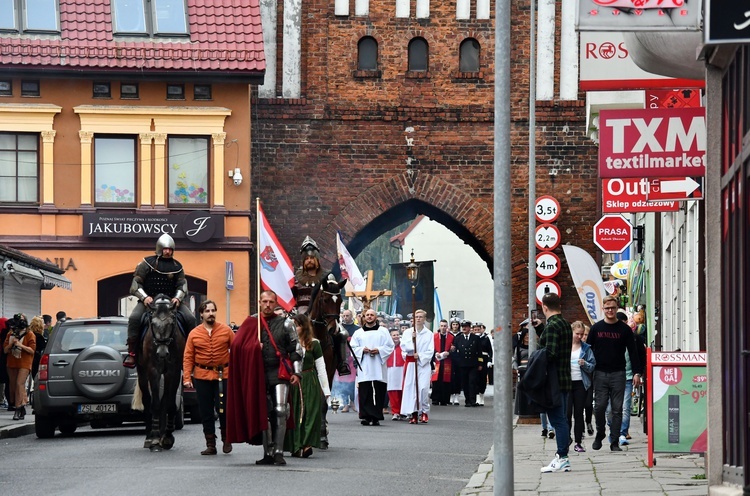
311, 172, 494, 275
97, 273, 207, 320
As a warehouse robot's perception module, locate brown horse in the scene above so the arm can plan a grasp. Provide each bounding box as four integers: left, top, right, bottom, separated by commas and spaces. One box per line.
131, 294, 185, 452
307, 274, 347, 449
308, 274, 348, 386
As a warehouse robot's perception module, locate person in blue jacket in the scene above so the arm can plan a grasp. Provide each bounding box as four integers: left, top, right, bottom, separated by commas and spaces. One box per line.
567, 321, 596, 453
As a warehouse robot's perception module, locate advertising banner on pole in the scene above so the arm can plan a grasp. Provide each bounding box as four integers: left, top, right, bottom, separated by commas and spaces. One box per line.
578, 0, 701, 32
646, 350, 707, 467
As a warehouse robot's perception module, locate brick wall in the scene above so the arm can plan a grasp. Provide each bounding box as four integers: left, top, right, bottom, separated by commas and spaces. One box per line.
252, 0, 599, 324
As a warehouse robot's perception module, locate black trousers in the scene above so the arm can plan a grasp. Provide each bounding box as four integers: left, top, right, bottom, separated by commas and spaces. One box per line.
594, 370, 626, 443
460, 366, 478, 405
358, 381, 387, 421
584, 383, 594, 424
193, 378, 226, 435
432, 376, 451, 405
567, 380, 587, 443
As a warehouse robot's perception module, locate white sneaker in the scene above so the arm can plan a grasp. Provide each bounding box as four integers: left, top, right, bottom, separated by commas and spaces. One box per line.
541, 454, 571, 473
619, 435, 629, 446
477, 393, 485, 405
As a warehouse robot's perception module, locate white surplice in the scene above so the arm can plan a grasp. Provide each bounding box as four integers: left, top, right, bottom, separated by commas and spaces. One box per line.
350, 325, 395, 383
399, 326, 435, 415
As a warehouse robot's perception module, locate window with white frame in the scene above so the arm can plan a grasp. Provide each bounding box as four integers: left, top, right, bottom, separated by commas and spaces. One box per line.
0, 0, 60, 33
94, 136, 136, 204
0, 133, 39, 204
112, 0, 188, 36
168, 137, 208, 206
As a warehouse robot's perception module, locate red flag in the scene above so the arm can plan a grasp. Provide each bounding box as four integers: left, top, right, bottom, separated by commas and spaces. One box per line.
257, 204, 296, 311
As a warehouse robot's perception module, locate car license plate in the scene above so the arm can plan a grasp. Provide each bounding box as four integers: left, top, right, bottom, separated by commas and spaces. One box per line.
78, 403, 117, 414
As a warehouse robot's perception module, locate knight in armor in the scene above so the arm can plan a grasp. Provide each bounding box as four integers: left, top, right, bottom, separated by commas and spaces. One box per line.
293, 236, 328, 315
293, 236, 350, 377
123, 234, 196, 368
256, 290, 303, 466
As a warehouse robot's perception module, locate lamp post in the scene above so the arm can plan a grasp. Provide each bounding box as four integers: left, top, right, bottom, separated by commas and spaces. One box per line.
406, 250, 420, 409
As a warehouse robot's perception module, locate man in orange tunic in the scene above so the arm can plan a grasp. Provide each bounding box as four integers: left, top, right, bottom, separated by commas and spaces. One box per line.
183, 300, 234, 455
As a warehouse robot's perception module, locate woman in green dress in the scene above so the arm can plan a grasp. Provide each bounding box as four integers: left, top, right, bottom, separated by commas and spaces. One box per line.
285, 314, 331, 458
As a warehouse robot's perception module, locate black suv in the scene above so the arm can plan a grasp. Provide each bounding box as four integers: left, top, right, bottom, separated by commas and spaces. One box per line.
33, 316, 186, 438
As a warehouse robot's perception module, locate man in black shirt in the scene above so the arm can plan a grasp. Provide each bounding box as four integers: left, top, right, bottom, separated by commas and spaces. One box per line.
587, 295, 643, 452
453, 320, 481, 406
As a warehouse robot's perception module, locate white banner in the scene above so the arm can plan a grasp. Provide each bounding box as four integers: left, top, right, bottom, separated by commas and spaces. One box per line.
336, 231, 365, 292
562, 245, 607, 324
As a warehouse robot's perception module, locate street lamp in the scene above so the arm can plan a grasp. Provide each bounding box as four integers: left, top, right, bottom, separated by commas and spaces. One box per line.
406, 250, 420, 411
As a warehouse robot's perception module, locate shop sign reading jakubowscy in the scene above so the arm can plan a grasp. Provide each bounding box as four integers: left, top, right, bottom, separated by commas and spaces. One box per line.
83, 211, 224, 243
577, 0, 701, 32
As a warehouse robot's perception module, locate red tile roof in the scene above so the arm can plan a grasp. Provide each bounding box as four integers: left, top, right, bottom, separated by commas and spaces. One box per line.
0, 0, 265, 78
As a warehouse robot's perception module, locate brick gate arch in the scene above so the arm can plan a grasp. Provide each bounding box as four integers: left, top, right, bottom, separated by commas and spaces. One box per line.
313, 171, 493, 273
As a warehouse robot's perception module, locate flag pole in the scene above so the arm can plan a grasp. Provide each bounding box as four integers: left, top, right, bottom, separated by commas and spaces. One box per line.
256, 197, 261, 343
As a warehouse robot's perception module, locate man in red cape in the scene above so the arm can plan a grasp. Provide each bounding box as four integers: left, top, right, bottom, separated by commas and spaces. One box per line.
226, 315, 267, 446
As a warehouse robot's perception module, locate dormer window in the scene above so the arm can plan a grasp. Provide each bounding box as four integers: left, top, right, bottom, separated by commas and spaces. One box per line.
0, 0, 60, 33
112, 0, 189, 37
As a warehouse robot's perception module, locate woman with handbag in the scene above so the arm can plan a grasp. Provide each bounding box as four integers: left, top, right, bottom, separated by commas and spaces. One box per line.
3, 313, 36, 420
284, 314, 331, 458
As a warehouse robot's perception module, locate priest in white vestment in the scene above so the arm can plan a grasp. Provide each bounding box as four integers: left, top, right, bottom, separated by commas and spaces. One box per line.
350, 308, 394, 426
400, 309, 435, 424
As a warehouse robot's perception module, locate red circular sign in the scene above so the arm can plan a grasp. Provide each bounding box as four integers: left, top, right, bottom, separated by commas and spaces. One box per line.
535, 196, 561, 223
593, 215, 633, 253
535, 252, 561, 279
536, 279, 561, 305
660, 367, 682, 386
535, 224, 561, 251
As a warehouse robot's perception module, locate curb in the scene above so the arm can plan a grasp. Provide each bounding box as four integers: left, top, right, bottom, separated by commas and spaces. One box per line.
0, 422, 35, 439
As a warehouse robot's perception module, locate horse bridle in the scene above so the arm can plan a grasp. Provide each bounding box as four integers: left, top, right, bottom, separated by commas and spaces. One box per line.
310, 287, 342, 329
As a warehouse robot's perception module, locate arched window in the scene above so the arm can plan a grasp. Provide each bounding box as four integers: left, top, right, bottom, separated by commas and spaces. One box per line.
358, 37, 378, 71
408, 37, 429, 72
459, 38, 480, 73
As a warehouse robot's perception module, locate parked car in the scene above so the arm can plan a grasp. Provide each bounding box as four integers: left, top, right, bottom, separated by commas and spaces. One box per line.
33, 316, 184, 438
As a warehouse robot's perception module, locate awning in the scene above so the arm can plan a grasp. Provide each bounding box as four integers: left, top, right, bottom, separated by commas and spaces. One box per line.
39, 269, 72, 291
2, 260, 44, 284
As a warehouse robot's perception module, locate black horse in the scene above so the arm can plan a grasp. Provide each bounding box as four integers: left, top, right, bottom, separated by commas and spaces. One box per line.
131, 294, 185, 451
308, 274, 348, 449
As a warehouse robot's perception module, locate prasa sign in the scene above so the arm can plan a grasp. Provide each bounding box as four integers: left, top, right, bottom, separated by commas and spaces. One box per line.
599, 108, 706, 179
593, 215, 633, 254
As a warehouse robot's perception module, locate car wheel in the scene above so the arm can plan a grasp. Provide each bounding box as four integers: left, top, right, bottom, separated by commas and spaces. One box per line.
58, 420, 77, 435
175, 402, 185, 430
188, 406, 202, 424
35, 414, 56, 439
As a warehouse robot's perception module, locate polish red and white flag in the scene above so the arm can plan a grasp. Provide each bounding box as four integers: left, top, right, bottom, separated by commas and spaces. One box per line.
257, 203, 296, 311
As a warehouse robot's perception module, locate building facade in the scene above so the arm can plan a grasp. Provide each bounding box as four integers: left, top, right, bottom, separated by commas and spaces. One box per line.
251, 0, 599, 324
0, 0, 265, 322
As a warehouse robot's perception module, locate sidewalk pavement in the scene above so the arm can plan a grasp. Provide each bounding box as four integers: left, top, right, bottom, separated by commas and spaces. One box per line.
0, 405, 35, 439
461, 418, 707, 496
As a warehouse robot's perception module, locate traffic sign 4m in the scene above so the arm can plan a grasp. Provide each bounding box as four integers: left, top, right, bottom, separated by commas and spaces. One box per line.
594, 215, 633, 254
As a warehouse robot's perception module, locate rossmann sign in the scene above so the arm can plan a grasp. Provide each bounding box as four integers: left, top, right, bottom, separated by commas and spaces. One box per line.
599, 108, 706, 179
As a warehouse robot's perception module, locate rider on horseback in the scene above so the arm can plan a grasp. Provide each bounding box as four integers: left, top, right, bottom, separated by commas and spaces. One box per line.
123, 234, 196, 368
293, 236, 350, 376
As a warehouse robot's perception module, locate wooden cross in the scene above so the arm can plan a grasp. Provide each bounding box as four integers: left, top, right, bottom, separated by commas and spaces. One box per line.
352, 270, 392, 310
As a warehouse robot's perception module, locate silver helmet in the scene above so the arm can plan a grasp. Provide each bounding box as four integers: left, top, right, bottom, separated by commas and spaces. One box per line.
155, 234, 176, 256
